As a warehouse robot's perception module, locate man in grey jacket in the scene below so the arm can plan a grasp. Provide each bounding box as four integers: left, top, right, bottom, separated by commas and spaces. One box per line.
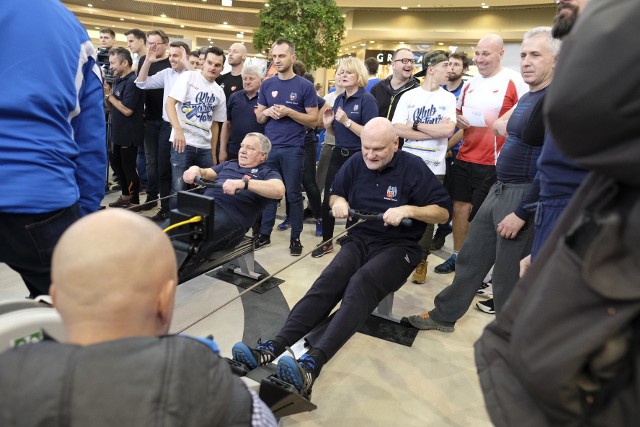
0, 209, 276, 426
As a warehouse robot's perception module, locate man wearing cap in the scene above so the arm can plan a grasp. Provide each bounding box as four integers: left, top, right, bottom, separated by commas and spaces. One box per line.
392, 50, 457, 284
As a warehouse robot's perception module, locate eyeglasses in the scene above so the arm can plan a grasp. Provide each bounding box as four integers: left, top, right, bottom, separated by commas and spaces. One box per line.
148, 42, 166, 47
393, 58, 417, 65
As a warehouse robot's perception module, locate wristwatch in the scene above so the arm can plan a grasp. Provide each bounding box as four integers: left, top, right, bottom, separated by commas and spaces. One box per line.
344, 119, 352, 129
412, 120, 420, 131
242, 176, 251, 190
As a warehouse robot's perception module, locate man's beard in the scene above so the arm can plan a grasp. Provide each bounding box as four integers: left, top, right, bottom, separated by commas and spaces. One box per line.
552, 2, 580, 39
448, 71, 463, 82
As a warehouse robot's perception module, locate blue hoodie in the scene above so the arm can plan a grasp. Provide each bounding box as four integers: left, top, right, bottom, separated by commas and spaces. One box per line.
0, 0, 106, 215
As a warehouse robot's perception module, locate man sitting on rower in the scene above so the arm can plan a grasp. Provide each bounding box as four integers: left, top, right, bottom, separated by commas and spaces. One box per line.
231, 118, 452, 397
182, 132, 285, 253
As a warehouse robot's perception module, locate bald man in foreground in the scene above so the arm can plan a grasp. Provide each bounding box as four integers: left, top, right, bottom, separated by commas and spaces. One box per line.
231, 118, 452, 397
0, 210, 276, 426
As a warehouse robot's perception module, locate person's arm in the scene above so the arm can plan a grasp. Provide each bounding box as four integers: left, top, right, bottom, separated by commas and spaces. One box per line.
165, 96, 186, 153
135, 68, 165, 90
382, 204, 450, 227
209, 120, 221, 165
104, 80, 136, 117
322, 107, 335, 135
333, 106, 368, 137
255, 103, 271, 124
183, 165, 218, 183
394, 118, 455, 141
329, 195, 350, 218
219, 120, 231, 162
493, 104, 516, 137
447, 129, 464, 150
222, 177, 285, 199
135, 45, 163, 84
73, 44, 108, 215
275, 105, 319, 128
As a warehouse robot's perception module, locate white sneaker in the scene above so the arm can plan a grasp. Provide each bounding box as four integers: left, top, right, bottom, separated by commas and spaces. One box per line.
476, 281, 493, 298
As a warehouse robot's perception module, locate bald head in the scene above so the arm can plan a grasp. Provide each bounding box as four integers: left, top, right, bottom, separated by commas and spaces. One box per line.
51, 209, 178, 345
475, 34, 505, 77
360, 118, 399, 171
227, 42, 247, 67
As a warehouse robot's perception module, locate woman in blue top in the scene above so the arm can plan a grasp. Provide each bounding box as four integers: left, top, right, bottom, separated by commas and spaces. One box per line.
312, 57, 379, 258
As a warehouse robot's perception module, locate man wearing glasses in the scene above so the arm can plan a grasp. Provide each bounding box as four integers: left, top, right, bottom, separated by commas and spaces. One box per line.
370, 48, 420, 121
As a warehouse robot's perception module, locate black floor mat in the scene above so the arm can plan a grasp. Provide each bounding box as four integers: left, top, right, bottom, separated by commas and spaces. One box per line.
358, 315, 419, 347
206, 261, 284, 294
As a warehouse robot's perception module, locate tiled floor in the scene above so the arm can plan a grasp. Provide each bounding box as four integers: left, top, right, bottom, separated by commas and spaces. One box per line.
0, 191, 495, 426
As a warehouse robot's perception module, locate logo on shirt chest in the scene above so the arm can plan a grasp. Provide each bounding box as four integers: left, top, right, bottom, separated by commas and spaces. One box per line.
353, 104, 359, 112
384, 186, 398, 202
271, 90, 278, 98
289, 92, 298, 101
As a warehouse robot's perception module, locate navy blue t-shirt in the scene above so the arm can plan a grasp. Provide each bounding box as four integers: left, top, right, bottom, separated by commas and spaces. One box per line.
331, 150, 451, 241
209, 161, 282, 230
333, 88, 379, 150
226, 90, 265, 155
111, 71, 144, 146
496, 88, 546, 183
257, 75, 317, 147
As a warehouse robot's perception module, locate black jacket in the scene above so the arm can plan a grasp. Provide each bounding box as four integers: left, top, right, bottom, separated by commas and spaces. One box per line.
475, 1, 640, 425
370, 75, 420, 120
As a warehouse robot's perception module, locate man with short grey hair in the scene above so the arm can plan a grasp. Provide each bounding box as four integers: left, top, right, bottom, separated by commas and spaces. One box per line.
220, 65, 265, 162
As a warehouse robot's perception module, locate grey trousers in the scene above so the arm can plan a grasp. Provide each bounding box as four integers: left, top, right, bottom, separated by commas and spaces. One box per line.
430, 181, 534, 323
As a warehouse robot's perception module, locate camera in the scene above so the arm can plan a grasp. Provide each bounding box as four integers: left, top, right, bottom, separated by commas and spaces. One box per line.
96, 47, 114, 85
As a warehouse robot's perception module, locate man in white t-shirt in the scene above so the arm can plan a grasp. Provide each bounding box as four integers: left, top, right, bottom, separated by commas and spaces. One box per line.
166, 46, 227, 198
392, 50, 457, 283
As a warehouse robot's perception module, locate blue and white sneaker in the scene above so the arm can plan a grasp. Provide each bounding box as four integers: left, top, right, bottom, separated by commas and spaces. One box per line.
277, 353, 317, 396
277, 217, 291, 231
232, 339, 277, 370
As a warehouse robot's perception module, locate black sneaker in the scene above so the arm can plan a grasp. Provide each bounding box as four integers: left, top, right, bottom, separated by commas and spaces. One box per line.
254, 234, 271, 250
232, 339, 278, 370
476, 298, 495, 314
303, 207, 313, 219
290, 238, 303, 256
140, 196, 158, 211
311, 242, 333, 258
277, 352, 317, 397
150, 209, 170, 222
434, 253, 456, 274
430, 232, 446, 250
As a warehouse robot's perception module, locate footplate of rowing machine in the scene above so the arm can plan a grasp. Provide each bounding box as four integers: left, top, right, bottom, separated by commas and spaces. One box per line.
226, 359, 317, 417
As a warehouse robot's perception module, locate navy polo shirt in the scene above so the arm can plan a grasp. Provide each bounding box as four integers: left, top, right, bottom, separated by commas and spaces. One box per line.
227, 90, 265, 155
333, 88, 378, 150
209, 161, 282, 230
257, 75, 317, 148
110, 71, 144, 146
331, 150, 451, 241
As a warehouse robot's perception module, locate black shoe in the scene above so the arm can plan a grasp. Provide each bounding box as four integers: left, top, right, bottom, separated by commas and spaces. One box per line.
254, 234, 271, 250
140, 196, 158, 211
108, 196, 132, 208
311, 242, 333, 258
303, 207, 313, 219
150, 209, 170, 222
430, 232, 446, 250
434, 254, 456, 274
289, 238, 303, 256
476, 298, 495, 314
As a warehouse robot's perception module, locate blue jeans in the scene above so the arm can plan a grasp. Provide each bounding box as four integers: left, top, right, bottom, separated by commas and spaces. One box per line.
0, 204, 81, 297
170, 145, 213, 208
260, 145, 304, 239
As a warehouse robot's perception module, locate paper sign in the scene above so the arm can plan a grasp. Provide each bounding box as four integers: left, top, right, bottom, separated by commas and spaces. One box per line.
462, 107, 487, 127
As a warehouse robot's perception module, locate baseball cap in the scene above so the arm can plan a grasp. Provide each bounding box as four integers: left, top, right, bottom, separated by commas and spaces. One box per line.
415, 50, 449, 77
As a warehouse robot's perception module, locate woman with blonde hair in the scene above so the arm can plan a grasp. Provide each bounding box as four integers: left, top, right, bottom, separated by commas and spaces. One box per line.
312, 57, 379, 257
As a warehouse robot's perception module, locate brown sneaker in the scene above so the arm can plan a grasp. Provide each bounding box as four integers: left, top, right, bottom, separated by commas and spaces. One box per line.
411, 260, 428, 284
108, 196, 131, 208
